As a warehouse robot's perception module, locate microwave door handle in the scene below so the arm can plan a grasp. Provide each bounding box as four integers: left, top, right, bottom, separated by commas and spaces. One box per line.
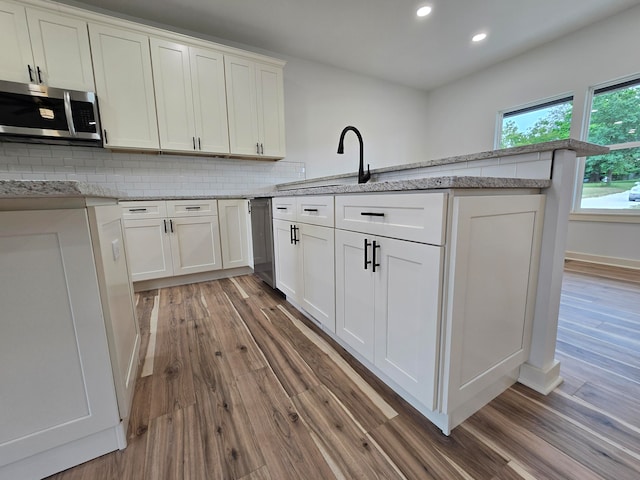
63, 91, 77, 137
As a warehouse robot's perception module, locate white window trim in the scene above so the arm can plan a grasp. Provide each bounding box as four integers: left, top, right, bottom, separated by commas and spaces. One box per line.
494, 92, 574, 149
572, 74, 640, 217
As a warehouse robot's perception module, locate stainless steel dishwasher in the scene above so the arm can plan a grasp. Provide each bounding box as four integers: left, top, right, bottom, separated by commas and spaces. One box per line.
250, 197, 276, 288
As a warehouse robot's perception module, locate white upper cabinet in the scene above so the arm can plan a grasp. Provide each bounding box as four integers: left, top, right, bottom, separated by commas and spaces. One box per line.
0, 0, 37, 83
255, 62, 286, 158
150, 38, 229, 154
0, 1, 94, 90
225, 54, 286, 159
89, 24, 159, 149
191, 46, 230, 154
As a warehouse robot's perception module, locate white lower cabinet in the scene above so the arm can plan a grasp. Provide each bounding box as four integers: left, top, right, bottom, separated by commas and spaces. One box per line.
0, 205, 138, 479
335, 229, 442, 408
274, 219, 335, 331
281, 191, 546, 435
273, 195, 335, 331
121, 200, 222, 281
218, 199, 250, 269
169, 215, 223, 276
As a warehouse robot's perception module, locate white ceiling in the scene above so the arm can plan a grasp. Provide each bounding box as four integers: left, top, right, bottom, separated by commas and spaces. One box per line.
67, 0, 640, 91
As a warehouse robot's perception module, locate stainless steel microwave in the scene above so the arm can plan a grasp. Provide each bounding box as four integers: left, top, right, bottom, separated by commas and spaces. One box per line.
0, 80, 102, 146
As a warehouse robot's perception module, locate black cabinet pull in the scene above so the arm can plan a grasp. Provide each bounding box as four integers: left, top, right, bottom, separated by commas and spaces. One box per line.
290, 224, 294, 244
256, 142, 260, 154
360, 212, 385, 217
185, 206, 201, 210
293, 225, 299, 244
303, 208, 318, 212
276, 207, 287, 210
364, 238, 372, 270
164, 219, 168, 233
260, 143, 264, 155
36, 66, 43, 83
198, 137, 201, 150
28, 65, 34, 82
192, 137, 196, 150
372, 241, 380, 272
170, 219, 174, 233
103, 129, 108, 144
128, 208, 147, 212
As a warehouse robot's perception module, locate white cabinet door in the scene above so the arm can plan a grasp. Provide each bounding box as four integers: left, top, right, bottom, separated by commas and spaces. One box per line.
170, 215, 223, 275
256, 62, 286, 158
191, 46, 229, 154
374, 236, 442, 409
0, 0, 34, 83
442, 194, 545, 414
273, 218, 299, 299
88, 205, 140, 422
150, 38, 196, 152
123, 217, 173, 281
0, 209, 119, 467
335, 229, 375, 362
299, 223, 335, 332
218, 199, 249, 269
26, 9, 94, 90
89, 24, 159, 149
225, 54, 259, 156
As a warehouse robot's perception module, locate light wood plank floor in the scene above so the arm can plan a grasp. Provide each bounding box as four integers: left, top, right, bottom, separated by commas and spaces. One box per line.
48, 262, 640, 479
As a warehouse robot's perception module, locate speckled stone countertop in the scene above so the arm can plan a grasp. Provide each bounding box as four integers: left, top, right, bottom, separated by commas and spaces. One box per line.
123, 194, 253, 201
276, 139, 608, 190
0, 180, 125, 199
259, 176, 550, 197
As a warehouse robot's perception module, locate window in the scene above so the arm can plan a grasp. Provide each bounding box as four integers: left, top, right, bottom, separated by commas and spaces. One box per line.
498, 96, 573, 149
579, 78, 640, 211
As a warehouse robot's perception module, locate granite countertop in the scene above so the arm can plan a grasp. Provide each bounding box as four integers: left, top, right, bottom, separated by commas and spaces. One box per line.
261, 176, 550, 197
276, 139, 608, 189
0, 180, 125, 199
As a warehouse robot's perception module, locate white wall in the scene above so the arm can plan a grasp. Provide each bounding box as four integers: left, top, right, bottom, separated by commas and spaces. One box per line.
421, 3, 640, 266
282, 57, 431, 179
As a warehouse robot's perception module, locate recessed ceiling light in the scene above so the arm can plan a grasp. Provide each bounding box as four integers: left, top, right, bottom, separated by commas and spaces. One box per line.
472, 32, 487, 42
417, 6, 432, 17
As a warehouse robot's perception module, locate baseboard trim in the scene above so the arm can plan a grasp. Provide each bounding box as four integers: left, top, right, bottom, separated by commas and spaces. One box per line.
518, 360, 563, 395
132, 266, 253, 292
564, 251, 640, 271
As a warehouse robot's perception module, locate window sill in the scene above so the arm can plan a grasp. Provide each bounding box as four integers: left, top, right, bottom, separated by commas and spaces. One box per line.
569, 211, 640, 224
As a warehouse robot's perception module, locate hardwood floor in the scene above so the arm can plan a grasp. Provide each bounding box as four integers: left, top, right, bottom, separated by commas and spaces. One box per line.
48, 263, 640, 480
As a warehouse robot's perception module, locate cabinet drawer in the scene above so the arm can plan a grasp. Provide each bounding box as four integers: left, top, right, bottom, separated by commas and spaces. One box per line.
272, 197, 296, 221
335, 192, 447, 245
167, 199, 217, 217
296, 195, 334, 227
120, 200, 167, 219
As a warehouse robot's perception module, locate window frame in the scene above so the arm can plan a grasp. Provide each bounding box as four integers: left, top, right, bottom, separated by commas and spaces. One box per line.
494, 93, 574, 150
573, 74, 640, 216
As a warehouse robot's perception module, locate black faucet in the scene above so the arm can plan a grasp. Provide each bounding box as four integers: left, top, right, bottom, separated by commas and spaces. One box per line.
337, 126, 370, 184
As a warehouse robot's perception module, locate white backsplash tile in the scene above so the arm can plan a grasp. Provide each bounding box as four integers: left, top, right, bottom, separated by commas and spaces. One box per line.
0, 142, 305, 196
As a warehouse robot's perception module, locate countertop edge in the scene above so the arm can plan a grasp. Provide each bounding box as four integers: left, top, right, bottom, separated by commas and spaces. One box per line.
275, 139, 607, 189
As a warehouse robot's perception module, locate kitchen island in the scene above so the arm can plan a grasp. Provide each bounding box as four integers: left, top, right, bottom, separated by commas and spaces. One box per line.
260, 139, 608, 434
0, 183, 140, 480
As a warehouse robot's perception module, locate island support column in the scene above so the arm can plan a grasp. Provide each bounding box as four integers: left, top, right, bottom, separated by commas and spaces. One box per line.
519, 148, 578, 394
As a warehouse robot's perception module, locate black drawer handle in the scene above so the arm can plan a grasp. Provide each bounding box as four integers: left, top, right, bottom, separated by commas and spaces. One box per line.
276, 207, 288, 210
364, 239, 372, 270
361, 212, 385, 217
129, 208, 148, 212
185, 206, 201, 210
303, 208, 319, 212
372, 241, 381, 272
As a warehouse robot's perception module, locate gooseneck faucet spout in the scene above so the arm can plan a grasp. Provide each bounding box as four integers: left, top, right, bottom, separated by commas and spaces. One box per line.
337, 126, 370, 184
